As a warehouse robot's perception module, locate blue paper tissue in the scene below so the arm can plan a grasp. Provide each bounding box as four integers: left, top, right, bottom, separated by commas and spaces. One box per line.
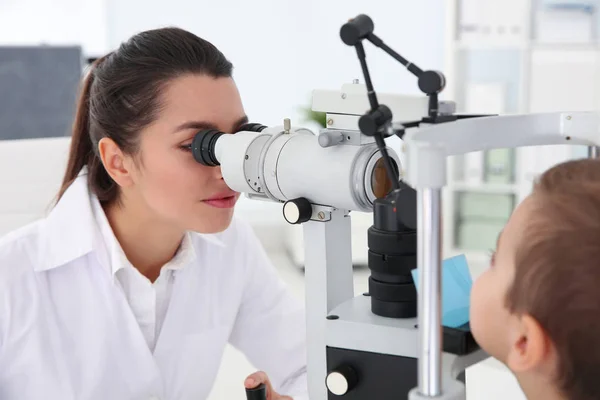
411, 254, 473, 328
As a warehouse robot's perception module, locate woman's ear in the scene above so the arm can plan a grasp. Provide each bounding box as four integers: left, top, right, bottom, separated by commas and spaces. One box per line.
506, 314, 552, 374
97, 137, 134, 188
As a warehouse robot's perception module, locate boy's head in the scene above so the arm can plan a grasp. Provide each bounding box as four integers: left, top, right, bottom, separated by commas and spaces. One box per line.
470, 158, 600, 400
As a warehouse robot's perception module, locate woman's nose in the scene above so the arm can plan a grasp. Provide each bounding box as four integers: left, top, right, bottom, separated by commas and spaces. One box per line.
213, 165, 224, 180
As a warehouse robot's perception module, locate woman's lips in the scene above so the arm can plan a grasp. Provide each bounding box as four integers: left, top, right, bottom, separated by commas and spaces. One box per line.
203, 195, 237, 208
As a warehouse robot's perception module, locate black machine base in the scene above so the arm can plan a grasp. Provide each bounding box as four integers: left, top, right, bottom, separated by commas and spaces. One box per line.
325, 325, 476, 399
327, 346, 418, 399
443, 322, 479, 356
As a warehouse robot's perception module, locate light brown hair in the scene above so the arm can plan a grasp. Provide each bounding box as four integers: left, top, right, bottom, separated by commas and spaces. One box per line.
507, 158, 600, 400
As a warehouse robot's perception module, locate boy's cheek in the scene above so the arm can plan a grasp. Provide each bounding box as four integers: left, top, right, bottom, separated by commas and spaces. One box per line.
469, 277, 489, 347
470, 273, 511, 361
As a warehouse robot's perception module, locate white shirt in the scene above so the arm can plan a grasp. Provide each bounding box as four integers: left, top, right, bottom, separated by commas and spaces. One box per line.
0, 172, 308, 400
91, 198, 192, 351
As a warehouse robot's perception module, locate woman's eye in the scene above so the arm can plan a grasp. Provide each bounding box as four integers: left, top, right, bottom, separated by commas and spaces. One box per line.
180, 144, 192, 152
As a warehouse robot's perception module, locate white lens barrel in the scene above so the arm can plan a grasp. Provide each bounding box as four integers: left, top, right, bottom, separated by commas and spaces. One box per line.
214, 131, 269, 194
214, 128, 401, 212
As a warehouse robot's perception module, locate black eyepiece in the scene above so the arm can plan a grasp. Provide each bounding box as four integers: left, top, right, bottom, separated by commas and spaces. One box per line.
238, 123, 267, 132
340, 14, 375, 46
192, 129, 224, 166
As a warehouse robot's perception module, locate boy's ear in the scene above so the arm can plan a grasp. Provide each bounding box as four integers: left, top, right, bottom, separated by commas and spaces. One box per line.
506, 314, 552, 373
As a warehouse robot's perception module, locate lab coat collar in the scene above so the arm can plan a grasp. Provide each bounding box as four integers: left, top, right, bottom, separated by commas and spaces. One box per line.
90, 198, 199, 277
37, 170, 224, 272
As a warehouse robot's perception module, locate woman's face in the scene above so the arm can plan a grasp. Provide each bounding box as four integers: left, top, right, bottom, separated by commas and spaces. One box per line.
129, 74, 248, 234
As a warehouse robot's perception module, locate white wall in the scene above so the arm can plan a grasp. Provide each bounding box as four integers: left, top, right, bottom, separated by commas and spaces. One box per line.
106, 0, 445, 122
0, 0, 108, 55
0, 138, 70, 237
0, 0, 446, 225
104, 0, 446, 227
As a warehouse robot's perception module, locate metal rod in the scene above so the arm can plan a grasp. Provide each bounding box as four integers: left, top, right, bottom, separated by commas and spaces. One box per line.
366, 33, 423, 77
303, 208, 354, 400
373, 134, 400, 191
354, 41, 379, 111
417, 188, 443, 396
588, 146, 600, 159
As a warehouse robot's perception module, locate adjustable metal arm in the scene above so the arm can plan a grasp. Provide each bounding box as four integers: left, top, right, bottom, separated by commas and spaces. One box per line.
340, 13, 453, 398
341, 14, 438, 194
403, 111, 600, 399
366, 33, 424, 77
341, 14, 446, 117
354, 41, 379, 111
340, 13, 462, 195
337, 14, 600, 400
347, 40, 398, 191
406, 112, 600, 161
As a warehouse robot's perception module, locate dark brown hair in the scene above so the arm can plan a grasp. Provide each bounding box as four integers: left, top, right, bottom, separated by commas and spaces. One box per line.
56, 27, 233, 204
507, 158, 600, 400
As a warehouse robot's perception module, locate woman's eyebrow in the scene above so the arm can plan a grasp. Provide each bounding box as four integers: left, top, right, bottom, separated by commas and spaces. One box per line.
173, 115, 249, 133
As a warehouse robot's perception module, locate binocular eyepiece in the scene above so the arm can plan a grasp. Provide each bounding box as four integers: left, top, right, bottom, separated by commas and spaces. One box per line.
192, 129, 223, 167
192, 123, 267, 167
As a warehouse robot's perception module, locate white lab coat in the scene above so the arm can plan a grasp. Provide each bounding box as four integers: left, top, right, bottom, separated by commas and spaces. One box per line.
0, 173, 308, 400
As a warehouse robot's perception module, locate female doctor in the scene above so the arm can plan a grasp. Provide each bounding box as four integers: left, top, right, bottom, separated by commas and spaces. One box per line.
0, 27, 307, 400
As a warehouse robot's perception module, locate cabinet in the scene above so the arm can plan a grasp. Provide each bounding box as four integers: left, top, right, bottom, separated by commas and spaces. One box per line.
445, 1, 600, 398
444, 0, 600, 273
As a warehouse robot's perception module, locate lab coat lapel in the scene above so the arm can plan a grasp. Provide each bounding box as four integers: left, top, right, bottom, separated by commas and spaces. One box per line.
153, 237, 230, 399
104, 274, 166, 396
43, 257, 164, 398
37, 173, 96, 271
39, 172, 165, 397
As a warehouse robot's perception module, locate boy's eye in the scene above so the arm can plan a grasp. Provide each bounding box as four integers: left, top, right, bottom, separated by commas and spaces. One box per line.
488, 249, 497, 266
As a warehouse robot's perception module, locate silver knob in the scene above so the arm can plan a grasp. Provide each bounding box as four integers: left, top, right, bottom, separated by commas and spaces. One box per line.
318, 131, 344, 148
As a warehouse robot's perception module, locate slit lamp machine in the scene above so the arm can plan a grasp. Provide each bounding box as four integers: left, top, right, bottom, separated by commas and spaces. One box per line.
191, 14, 600, 400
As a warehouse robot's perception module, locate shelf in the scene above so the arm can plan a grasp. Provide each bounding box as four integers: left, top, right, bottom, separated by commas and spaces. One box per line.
445, 0, 600, 274
454, 41, 530, 51
532, 42, 600, 51
454, 41, 600, 52
448, 182, 519, 194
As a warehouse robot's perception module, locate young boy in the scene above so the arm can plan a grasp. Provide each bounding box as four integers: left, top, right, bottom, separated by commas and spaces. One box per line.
470, 158, 600, 400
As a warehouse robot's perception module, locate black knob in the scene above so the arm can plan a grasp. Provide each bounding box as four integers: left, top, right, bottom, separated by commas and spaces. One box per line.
340, 14, 374, 46
245, 383, 267, 400
358, 105, 393, 136
283, 198, 312, 225
326, 365, 358, 396
192, 129, 224, 166
418, 70, 446, 95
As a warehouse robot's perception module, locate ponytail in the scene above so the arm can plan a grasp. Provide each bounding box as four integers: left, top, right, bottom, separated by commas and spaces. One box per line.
54, 28, 234, 206
55, 54, 113, 204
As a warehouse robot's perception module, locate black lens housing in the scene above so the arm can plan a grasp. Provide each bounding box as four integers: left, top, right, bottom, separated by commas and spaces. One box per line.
192, 129, 223, 166
368, 187, 418, 318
